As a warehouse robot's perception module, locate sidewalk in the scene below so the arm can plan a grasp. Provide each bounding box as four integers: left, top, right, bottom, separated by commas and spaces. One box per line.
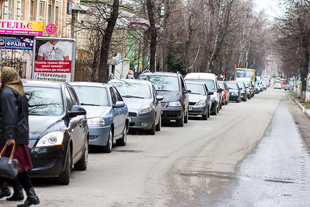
288, 91, 310, 119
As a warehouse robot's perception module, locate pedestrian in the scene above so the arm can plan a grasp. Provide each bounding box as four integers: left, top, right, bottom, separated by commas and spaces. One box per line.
126, 70, 134, 79
0, 67, 40, 207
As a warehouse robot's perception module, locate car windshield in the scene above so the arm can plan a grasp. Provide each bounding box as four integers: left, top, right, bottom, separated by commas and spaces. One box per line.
185, 79, 214, 92
140, 75, 179, 91
111, 82, 151, 99
227, 83, 238, 90
237, 83, 245, 89
186, 83, 205, 95
72, 86, 109, 106
24, 87, 64, 116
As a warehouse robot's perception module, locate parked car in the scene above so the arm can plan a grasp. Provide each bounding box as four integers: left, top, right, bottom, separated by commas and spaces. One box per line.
70, 82, 129, 153
243, 82, 252, 99
274, 81, 282, 90
139, 71, 190, 127
236, 81, 248, 101
184, 73, 223, 115
284, 84, 290, 91
218, 81, 230, 105
255, 82, 260, 93
185, 81, 212, 120
24, 80, 89, 185
226, 82, 241, 103
109, 79, 163, 135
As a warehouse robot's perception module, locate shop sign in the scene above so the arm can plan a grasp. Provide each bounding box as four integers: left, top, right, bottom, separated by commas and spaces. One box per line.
0, 36, 34, 50
0, 20, 44, 36
46, 23, 57, 35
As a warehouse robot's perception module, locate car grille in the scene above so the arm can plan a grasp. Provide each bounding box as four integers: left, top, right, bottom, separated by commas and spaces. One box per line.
189, 102, 196, 106
129, 112, 137, 117
161, 102, 168, 108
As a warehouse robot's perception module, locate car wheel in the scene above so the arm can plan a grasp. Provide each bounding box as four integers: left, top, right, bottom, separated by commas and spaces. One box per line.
74, 138, 88, 171
211, 106, 217, 115
176, 111, 184, 127
56, 146, 71, 185
184, 110, 188, 123
156, 115, 161, 131
202, 110, 208, 120
149, 120, 156, 135
102, 129, 113, 153
116, 126, 127, 146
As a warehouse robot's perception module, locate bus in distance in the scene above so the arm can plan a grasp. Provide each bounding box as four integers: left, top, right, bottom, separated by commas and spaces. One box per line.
234, 68, 256, 83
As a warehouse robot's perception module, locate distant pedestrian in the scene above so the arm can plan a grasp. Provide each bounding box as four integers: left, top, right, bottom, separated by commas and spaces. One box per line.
126, 70, 134, 79
0, 67, 40, 207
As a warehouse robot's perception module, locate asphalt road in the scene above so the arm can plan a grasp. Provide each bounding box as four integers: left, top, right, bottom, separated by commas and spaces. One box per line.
1, 88, 309, 207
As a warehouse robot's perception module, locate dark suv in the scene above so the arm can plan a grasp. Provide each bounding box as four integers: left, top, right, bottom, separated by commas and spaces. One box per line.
139, 71, 190, 127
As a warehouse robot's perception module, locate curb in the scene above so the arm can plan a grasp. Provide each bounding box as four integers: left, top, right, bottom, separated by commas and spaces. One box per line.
288, 91, 310, 119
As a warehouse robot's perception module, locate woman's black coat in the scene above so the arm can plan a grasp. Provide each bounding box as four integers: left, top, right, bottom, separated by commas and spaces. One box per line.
0, 87, 29, 145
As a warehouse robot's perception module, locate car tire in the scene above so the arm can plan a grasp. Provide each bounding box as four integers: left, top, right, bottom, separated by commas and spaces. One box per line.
211, 106, 217, 115
74, 138, 88, 171
56, 146, 71, 185
102, 129, 113, 153
202, 110, 208, 120
176, 111, 184, 127
117, 126, 127, 145
184, 110, 188, 123
156, 115, 161, 131
149, 121, 156, 135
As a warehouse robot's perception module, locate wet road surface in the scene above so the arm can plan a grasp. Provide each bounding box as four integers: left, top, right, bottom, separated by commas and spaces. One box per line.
204, 97, 310, 206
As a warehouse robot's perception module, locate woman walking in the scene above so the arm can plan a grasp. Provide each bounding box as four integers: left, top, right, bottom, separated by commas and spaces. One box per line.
0, 67, 40, 207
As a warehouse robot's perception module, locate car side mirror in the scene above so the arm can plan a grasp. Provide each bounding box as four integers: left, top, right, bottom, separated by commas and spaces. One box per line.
156, 95, 164, 101
208, 92, 214, 95
69, 105, 86, 117
113, 101, 126, 108
184, 89, 191, 94
217, 88, 223, 92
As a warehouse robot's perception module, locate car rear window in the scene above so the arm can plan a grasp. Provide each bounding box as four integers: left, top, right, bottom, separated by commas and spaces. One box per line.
24, 87, 64, 116
185, 79, 214, 92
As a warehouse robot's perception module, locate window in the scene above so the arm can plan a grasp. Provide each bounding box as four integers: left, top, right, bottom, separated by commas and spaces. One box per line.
48, 4, 52, 23
30, 0, 35, 21
20, 0, 25, 19
109, 87, 117, 105
39, 2, 45, 20
8, 0, 12, 20
113, 87, 123, 102
55, 6, 59, 26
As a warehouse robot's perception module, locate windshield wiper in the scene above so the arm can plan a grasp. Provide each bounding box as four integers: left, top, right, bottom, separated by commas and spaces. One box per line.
190, 92, 201, 95
81, 103, 101, 106
122, 95, 145, 99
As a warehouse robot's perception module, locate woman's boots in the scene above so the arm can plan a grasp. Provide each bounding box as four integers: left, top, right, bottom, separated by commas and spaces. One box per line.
17, 188, 40, 207
7, 181, 24, 201
0, 188, 10, 199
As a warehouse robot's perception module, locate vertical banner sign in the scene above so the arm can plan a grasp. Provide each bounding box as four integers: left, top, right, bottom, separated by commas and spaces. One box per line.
33, 38, 76, 82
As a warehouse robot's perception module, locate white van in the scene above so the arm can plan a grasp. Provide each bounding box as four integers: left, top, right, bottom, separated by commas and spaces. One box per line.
184, 73, 223, 115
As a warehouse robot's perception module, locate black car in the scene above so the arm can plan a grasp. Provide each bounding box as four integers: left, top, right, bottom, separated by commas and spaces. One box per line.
24, 80, 89, 185
139, 71, 191, 127
235, 81, 248, 101
226, 82, 241, 103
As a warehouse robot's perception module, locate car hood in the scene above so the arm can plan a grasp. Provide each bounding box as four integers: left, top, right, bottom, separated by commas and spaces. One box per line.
123, 98, 151, 110
229, 90, 239, 93
81, 106, 109, 118
188, 94, 206, 103
29, 115, 64, 140
157, 91, 181, 102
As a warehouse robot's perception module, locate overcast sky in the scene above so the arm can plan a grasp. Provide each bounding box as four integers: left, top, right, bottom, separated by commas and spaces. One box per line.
254, 0, 284, 19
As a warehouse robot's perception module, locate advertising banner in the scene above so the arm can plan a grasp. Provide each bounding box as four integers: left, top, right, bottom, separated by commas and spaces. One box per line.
0, 20, 44, 36
32, 38, 76, 82
0, 36, 34, 50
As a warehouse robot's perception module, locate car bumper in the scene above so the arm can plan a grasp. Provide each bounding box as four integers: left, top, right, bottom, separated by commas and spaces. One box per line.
161, 107, 183, 121
129, 111, 156, 130
230, 95, 239, 101
88, 125, 111, 146
28, 145, 66, 178
188, 105, 207, 115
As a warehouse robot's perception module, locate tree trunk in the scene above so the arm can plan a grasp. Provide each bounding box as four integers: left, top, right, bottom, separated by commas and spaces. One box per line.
98, 0, 119, 83
301, 37, 309, 101
147, 0, 157, 72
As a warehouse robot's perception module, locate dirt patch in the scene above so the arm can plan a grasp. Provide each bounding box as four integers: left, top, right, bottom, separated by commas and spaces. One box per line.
285, 93, 310, 150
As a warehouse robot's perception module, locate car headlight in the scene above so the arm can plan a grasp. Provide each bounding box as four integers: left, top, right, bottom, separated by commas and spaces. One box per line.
36, 131, 64, 147
168, 102, 181, 107
231, 92, 238, 96
88, 117, 105, 125
196, 100, 206, 106
139, 105, 152, 114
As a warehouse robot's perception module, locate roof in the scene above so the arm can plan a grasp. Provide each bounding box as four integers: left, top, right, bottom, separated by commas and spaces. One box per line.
185, 73, 217, 80
69, 81, 107, 87
22, 79, 64, 88
140, 71, 180, 77
129, 16, 160, 28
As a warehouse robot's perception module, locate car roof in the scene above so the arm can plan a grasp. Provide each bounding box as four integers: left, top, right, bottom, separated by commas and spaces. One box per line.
22, 79, 65, 88
140, 71, 180, 77
69, 81, 107, 87
110, 79, 150, 84
185, 81, 205, 86
185, 73, 217, 79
